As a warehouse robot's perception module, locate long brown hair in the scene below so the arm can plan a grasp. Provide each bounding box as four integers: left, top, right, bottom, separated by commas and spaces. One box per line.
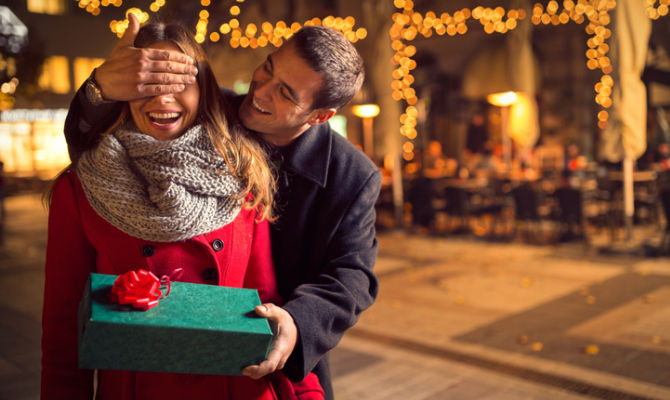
133, 23, 275, 220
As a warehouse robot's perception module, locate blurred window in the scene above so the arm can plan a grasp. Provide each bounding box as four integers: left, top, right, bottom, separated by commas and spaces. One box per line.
38, 56, 70, 94
27, 0, 65, 15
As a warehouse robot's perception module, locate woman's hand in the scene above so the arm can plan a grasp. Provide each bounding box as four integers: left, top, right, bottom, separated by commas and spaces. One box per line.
242, 303, 298, 379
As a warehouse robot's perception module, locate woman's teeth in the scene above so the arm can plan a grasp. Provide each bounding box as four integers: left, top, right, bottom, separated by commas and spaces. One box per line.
148, 112, 181, 125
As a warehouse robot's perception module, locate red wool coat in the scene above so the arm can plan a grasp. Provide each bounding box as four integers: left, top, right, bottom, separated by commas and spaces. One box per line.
41, 170, 323, 400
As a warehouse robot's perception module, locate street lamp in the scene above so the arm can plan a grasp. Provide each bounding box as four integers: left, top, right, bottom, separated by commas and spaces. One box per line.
352, 104, 380, 159
487, 91, 518, 172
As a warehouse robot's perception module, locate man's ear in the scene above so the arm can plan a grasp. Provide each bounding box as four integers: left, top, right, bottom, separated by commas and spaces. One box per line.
307, 108, 336, 126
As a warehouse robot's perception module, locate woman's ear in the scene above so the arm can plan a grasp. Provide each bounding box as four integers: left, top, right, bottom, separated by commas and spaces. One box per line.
307, 109, 336, 126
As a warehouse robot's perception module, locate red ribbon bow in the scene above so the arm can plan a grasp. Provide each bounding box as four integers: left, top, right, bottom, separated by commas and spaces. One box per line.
109, 268, 183, 310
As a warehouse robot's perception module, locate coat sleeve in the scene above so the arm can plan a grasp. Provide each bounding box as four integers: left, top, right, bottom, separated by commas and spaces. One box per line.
41, 172, 96, 400
63, 77, 123, 162
243, 217, 282, 305
281, 169, 382, 381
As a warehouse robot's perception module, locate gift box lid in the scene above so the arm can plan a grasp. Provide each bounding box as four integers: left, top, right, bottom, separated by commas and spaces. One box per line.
86, 273, 270, 333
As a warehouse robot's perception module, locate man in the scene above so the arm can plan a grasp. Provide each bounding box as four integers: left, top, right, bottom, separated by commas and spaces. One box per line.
64, 15, 381, 400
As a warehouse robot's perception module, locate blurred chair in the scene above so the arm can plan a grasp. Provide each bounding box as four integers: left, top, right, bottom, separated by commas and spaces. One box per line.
407, 176, 436, 232
442, 185, 470, 233
468, 187, 509, 240
555, 187, 585, 242
659, 188, 670, 255
374, 184, 396, 230
511, 183, 547, 243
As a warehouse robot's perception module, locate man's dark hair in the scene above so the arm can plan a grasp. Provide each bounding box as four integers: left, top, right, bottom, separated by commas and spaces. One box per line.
289, 26, 364, 111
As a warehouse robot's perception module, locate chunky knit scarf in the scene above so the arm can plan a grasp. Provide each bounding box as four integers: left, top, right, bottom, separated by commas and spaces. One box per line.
76, 123, 242, 242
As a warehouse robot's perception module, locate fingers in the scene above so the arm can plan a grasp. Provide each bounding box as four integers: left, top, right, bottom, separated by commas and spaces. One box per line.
134, 69, 197, 97
241, 303, 298, 380
242, 346, 287, 379
241, 353, 281, 380
148, 48, 196, 66
137, 84, 186, 97
143, 58, 198, 76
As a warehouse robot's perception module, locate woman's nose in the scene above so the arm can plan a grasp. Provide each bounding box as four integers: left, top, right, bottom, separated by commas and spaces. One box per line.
154, 93, 176, 104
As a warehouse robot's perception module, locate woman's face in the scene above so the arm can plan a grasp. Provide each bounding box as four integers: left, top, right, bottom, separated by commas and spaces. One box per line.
129, 42, 199, 140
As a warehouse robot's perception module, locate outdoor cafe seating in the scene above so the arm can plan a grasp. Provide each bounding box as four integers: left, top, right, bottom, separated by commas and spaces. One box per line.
398, 167, 670, 254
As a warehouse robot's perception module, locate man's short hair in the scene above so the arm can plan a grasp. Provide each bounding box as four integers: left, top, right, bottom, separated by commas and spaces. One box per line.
289, 26, 364, 111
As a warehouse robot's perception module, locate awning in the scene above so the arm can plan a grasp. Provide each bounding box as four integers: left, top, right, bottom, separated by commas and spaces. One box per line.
598, 0, 651, 162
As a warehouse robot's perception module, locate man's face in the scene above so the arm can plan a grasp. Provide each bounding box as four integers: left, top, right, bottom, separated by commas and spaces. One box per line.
239, 42, 333, 146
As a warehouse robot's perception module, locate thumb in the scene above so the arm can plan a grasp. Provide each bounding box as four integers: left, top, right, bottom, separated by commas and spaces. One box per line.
255, 303, 273, 316
115, 12, 140, 50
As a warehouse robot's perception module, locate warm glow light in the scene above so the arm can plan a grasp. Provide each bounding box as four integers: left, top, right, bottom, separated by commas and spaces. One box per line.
487, 91, 518, 107
352, 104, 380, 119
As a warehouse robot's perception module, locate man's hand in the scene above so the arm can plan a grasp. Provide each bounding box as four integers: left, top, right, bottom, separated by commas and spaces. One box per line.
94, 13, 198, 101
242, 303, 298, 379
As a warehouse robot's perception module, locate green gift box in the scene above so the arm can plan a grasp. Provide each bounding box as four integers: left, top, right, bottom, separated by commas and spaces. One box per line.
78, 273, 273, 375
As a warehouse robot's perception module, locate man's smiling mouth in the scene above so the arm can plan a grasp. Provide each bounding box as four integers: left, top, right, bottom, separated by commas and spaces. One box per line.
252, 98, 271, 115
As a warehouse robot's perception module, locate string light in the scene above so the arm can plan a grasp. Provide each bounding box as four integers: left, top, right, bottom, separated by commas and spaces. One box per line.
109, 8, 151, 38
76, 0, 165, 36
390, 3, 528, 161
76, 0, 123, 17
646, 0, 670, 19
194, 1, 211, 44
75, 0, 365, 48
221, 15, 364, 49
390, 0, 648, 156
531, 1, 615, 129
62, 1, 668, 139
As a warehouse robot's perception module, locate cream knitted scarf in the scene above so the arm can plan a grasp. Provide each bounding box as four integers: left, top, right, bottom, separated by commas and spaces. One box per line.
76, 123, 242, 242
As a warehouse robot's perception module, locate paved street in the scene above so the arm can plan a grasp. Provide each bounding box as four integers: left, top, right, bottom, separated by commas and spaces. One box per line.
1, 193, 670, 399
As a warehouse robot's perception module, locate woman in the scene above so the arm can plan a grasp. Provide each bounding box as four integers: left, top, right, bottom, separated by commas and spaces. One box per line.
41, 22, 323, 400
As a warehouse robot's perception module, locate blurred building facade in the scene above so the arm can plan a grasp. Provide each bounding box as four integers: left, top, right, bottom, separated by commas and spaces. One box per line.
2, 0, 115, 179
0, 0, 669, 184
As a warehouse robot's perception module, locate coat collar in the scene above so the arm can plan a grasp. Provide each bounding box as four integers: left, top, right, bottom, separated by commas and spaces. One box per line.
277, 124, 331, 188
226, 90, 331, 188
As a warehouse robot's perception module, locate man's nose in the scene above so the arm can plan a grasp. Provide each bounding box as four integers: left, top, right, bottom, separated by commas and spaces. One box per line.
253, 76, 273, 99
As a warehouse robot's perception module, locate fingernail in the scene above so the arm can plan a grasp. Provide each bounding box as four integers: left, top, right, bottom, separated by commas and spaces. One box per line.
260, 305, 268, 313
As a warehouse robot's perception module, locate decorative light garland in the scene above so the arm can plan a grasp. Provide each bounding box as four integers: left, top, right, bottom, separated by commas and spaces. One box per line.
195, 0, 212, 44
531, 0, 616, 131
646, 0, 670, 19
76, 0, 122, 17
390, 0, 666, 162
77, 0, 366, 48
109, 8, 153, 38
75, 0, 164, 37
217, 15, 367, 49
391, 1, 528, 162
62, 1, 669, 156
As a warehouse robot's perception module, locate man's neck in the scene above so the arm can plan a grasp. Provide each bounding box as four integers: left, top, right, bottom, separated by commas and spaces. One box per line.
259, 126, 310, 147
